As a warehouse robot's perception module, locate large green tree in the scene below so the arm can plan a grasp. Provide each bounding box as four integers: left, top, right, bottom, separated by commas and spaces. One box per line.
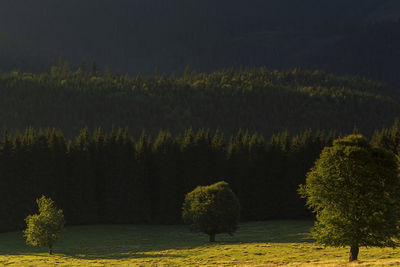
24, 196, 65, 255
182, 181, 240, 242
299, 135, 400, 261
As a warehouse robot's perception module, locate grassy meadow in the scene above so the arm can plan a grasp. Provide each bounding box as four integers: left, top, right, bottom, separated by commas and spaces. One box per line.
1, 221, 400, 266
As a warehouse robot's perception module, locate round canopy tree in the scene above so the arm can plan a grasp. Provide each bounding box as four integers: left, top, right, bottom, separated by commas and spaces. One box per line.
24, 196, 65, 255
182, 181, 240, 242
299, 135, 400, 262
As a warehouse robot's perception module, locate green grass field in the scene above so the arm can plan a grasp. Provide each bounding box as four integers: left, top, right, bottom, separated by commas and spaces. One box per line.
1, 221, 400, 266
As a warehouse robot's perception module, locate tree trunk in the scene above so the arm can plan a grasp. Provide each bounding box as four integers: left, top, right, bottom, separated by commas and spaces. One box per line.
209, 233, 216, 242
349, 246, 359, 262
49, 245, 53, 255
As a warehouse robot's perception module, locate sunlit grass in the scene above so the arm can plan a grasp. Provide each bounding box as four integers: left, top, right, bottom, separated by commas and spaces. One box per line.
1, 221, 400, 266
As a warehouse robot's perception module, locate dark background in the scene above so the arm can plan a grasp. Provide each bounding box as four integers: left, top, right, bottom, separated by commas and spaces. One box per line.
0, 0, 400, 87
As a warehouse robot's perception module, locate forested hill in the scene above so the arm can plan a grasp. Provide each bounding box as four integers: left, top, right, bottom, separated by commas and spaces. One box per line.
0, 66, 398, 138
0, 0, 400, 87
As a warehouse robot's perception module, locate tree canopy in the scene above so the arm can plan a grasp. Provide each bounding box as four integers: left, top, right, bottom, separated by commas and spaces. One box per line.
24, 196, 65, 255
182, 181, 240, 242
299, 135, 400, 261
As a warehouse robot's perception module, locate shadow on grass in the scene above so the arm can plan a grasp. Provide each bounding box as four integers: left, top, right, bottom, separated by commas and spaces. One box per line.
0, 220, 315, 260
62, 252, 185, 260
5, 251, 184, 260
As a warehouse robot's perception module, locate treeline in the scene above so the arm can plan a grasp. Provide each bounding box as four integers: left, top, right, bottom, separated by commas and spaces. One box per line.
0, 126, 337, 232
0, 65, 398, 137
1, 122, 400, 233
371, 119, 400, 154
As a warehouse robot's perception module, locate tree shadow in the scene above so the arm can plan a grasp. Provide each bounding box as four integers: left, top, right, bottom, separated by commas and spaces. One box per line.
3, 251, 184, 261
62, 252, 184, 260
0, 221, 315, 260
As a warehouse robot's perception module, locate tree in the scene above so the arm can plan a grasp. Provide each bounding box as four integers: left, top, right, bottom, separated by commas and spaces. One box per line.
24, 196, 65, 255
182, 181, 240, 242
299, 135, 400, 262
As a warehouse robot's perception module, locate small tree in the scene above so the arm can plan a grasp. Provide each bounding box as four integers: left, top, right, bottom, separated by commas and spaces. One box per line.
24, 196, 65, 255
299, 135, 400, 262
182, 181, 240, 242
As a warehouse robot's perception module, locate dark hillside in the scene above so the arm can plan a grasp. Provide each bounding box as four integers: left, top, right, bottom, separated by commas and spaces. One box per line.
0, 67, 397, 138
0, 0, 399, 86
